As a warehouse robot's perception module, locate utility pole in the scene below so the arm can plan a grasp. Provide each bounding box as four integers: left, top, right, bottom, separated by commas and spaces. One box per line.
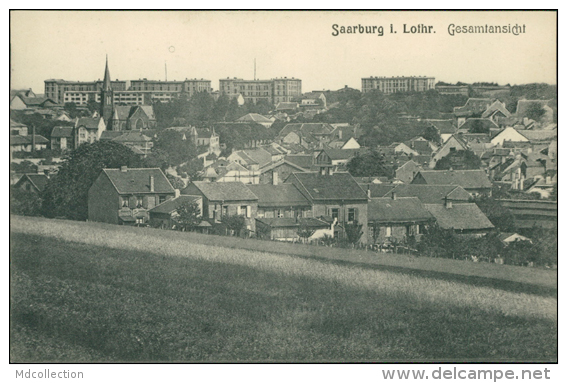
165, 61, 167, 81
254, 58, 256, 81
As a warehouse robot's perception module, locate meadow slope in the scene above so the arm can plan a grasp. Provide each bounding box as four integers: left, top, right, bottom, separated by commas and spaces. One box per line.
10, 216, 557, 362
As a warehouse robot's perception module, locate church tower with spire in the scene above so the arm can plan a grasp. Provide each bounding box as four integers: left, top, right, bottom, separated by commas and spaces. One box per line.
100, 56, 114, 129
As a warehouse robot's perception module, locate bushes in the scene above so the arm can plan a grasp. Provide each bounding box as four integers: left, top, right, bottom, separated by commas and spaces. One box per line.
417, 224, 557, 267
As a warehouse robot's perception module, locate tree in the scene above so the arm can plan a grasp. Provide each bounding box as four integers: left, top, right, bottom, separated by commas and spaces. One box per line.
344, 221, 364, 245
41, 141, 140, 220
525, 102, 546, 122
175, 201, 201, 231
177, 157, 204, 181
166, 174, 186, 190
10, 188, 42, 216
153, 130, 198, 167
221, 215, 246, 237
474, 196, 516, 232
422, 125, 442, 145
346, 150, 390, 177
297, 223, 315, 243
435, 150, 482, 170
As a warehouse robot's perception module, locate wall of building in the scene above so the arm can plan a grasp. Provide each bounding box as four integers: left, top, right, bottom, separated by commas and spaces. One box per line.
312, 202, 368, 244
88, 173, 120, 224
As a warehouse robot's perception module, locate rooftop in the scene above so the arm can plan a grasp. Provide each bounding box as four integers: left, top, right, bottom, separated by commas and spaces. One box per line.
102, 168, 174, 194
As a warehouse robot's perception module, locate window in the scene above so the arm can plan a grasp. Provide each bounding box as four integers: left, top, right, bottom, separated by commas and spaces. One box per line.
348, 208, 355, 223
223, 206, 229, 217
331, 208, 339, 221
159, 195, 166, 204
385, 226, 392, 237
136, 196, 143, 208
136, 218, 144, 224
122, 197, 129, 207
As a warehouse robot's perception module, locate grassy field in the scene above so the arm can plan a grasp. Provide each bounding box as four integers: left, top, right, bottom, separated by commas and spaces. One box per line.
10, 216, 557, 362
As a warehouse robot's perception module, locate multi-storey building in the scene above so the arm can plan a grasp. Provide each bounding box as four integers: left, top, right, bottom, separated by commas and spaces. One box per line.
361, 76, 435, 94
45, 71, 211, 106
219, 77, 301, 105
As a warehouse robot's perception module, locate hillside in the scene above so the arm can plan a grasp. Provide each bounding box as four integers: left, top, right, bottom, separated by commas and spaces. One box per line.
10, 216, 557, 362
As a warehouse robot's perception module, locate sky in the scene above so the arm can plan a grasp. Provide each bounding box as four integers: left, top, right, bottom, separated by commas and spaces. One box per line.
10, 10, 557, 94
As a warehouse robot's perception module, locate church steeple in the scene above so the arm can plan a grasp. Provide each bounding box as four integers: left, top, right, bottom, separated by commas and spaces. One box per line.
103, 55, 112, 91
100, 55, 115, 129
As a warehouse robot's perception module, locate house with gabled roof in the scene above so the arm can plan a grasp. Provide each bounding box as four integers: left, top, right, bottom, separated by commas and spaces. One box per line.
412, 169, 492, 196
368, 195, 434, 244
429, 134, 469, 168
247, 183, 312, 220
424, 119, 457, 143
313, 147, 360, 174
111, 131, 154, 157
10, 134, 49, 152
201, 159, 259, 184
258, 157, 310, 185
380, 184, 472, 205
453, 98, 493, 127
490, 127, 530, 147
148, 195, 208, 231
424, 201, 494, 236
75, 116, 106, 146
181, 181, 258, 233
10, 119, 28, 136
14, 173, 49, 194
88, 166, 175, 225
50, 126, 74, 151
236, 113, 274, 128
10, 95, 58, 110
277, 123, 335, 148
285, 172, 369, 243
481, 100, 511, 122
404, 136, 438, 156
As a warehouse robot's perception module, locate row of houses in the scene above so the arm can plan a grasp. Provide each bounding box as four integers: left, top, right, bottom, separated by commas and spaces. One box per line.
85, 167, 499, 245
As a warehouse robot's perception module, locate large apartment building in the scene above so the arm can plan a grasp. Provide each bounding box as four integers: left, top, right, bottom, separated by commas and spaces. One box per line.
361, 76, 435, 94
45, 76, 211, 106
219, 77, 301, 105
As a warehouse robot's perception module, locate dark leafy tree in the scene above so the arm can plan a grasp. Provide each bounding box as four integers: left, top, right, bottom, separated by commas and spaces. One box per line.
422, 125, 442, 145
152, 130, 198, 167
346, 150, 390, 177
10, 160, 38, 174
525, 103, 546, 122
10, 188, 42, 216
222, 215, 246, 237
175, 201, 201, 231
435, 150, 482, 170
41, 141, 140, 220
166, 174, 186, 190
344, 221, 364, 244
474, 196, 516, 232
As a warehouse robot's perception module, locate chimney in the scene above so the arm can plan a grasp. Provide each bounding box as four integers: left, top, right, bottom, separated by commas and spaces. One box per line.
367, 186, 371, 199
391, 191, 397, 200
329, 168, 334, 176
445, 197, 453, 209
149, 175, 155, 192
31, 124, 36, 153
338, 129, 342, 140
174, 189, 180, 198
120, 165, 127, 172
272, 171, 279, 185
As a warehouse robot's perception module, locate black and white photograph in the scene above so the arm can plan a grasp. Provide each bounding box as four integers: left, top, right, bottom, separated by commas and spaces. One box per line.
8, 8, 558, 375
